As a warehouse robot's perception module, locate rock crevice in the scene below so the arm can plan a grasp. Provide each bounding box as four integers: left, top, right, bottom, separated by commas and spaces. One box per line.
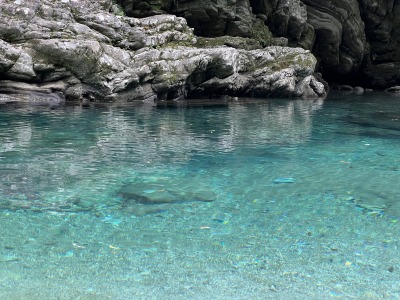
120, 0, 400, 88
0, 0, 326, 105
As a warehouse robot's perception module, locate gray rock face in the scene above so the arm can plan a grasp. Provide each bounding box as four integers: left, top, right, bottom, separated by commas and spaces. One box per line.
0, 80, 65, 107
251, 0, 399, 87
121, 0, 273, 47
303, 0, 367, 79
295, 0, 400, 87
117, 0, 174, 17
360, 0, 400, 87
0, 0, 326, 104
303, 0, 399, 87
269, 0, 309, 46
120, 0, 400, 88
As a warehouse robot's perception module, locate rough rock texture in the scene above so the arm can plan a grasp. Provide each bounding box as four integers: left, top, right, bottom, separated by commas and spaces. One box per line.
303, 0, 368, 80
275, 0, 400, 88
0, 0, 326, 105
360, 0, 400, 87
121, 0, 400, 88
119, 0, 275, 48
304, 0, 400, 87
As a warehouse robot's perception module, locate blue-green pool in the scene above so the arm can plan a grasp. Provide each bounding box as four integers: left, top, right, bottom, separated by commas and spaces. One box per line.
0, 92, 399, 299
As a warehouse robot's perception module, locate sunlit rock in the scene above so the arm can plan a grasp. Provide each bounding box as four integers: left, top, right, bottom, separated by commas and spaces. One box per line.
0, 0, 327, 104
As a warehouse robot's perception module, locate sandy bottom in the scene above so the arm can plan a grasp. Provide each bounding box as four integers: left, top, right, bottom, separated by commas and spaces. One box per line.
0, 191, 398, 300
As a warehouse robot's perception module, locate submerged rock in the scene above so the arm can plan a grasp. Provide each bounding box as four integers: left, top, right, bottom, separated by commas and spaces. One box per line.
119, 182, 215, 204
345, 111, 400, 133
0, 0, 326, 104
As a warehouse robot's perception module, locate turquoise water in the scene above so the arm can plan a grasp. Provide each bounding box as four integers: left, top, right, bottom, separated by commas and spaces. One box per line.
0, 92, 399, 299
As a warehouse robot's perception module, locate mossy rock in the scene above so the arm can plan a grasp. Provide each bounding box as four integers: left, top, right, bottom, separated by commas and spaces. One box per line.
195, 36, 262, 50
250, 18, 272, 47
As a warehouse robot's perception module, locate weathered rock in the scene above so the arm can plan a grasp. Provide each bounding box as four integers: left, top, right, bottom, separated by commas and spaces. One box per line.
120, 0, 400, 88
122, 0, 274, 47
303, 0, 368, 81
385, 86, 400, 93
359, 0, 400, 88
119, 182, 215, 204
293, 75, 326, 98
195, 36, 263, 50
354, 86, 364, 95
271, 37, 289, 47
274, 0, 399, 87
117, 0, 174, 17
346, 111, 400, 132
334, 85, 354, 91
0, 80, 65, 106
0, 0, 326, 104
106, 45, 325, 101
272, 0, 308, 44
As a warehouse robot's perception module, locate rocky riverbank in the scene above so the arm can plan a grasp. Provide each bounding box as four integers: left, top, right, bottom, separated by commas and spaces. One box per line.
122, 0, 400, 89
0, 0, 327, 105
0, 0, 399, 106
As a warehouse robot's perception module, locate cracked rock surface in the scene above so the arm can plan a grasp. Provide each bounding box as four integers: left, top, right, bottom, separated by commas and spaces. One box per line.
0, 0, 326, 105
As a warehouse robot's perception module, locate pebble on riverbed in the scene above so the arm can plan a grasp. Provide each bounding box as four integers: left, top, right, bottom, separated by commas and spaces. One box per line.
273, 178, 295, 184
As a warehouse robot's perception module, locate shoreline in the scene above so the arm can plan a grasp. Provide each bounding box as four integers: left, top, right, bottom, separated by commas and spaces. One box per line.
0, 85, 399, 108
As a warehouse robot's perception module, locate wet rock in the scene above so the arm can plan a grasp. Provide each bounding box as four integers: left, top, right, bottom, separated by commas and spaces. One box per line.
0, 80, 65, 106
119, 182, 215, 204
335, 85, 354, 91
346, 111, 400, 132
385, 86, 400, 93
0, 92, 65, 107
354, 86, 364, 95
173, 0, 249, 37
294, 75, 326, 99
280, 0, 399, 87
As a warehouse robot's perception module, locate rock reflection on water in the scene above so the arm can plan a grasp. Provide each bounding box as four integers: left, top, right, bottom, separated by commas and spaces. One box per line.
1, 95, 400, 217
0, 98, 323, 212
94, 98, 324, 165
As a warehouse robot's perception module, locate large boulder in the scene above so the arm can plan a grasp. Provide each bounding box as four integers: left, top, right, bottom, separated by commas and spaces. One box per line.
0, 0, 326, 104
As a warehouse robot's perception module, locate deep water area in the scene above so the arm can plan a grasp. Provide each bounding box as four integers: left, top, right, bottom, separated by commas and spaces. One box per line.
0, 92, 399, 299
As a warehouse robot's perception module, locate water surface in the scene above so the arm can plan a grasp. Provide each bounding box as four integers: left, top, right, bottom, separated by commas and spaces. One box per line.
0, 92, 399, 299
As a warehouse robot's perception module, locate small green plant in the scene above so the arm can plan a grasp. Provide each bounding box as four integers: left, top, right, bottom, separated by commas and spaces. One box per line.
110, 1, 125, 16
251, 19, 272, 48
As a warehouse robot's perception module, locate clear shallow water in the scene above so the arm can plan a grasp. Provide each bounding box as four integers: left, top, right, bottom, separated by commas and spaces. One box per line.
0, 92, 399, 299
